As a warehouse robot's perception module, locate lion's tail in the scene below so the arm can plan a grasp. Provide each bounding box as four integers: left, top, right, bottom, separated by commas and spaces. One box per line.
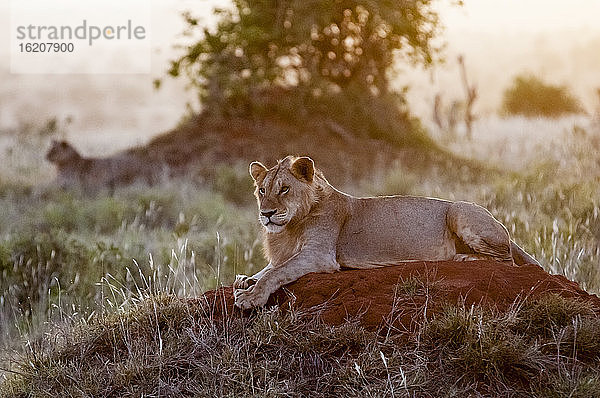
510, 241, 540, 266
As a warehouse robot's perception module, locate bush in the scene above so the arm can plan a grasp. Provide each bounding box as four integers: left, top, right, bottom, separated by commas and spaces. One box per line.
501, 74, 583, 118
166, 0, 440, 149
213, 165, 255, 205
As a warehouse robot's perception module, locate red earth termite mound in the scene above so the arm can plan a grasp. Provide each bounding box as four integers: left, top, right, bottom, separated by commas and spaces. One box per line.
200, 261, 600, 332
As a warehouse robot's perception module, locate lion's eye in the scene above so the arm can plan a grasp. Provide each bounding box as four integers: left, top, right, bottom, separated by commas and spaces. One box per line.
258, 187, 265, 195
280, 186, 290, 195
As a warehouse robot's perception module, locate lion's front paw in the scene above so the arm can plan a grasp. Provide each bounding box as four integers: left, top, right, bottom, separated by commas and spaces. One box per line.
234, 286, 269, 310
233, 274, 257, 290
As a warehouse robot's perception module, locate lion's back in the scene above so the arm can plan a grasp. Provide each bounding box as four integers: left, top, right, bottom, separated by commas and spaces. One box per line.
58, 155, 157, 190
336, 195, 456, 267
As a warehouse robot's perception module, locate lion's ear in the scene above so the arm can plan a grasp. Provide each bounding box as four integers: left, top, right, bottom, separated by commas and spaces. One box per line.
249, 161, 268, 182
290, 157, 314, 182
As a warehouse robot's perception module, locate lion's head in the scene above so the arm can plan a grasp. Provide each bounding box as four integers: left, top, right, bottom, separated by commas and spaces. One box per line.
249, 156, 323, 234
46, 140, 81, 165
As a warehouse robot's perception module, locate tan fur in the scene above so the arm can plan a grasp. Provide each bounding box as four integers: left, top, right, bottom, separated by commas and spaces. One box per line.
234, 155, 540, 309
46, 140, 160, 192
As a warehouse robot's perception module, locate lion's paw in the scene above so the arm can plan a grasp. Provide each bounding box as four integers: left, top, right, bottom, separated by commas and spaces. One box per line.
234, 286, 269, 310
233, 274, 257, 290
453, 254, 472, 262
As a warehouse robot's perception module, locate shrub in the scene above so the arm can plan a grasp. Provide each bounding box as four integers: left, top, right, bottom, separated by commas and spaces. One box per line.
165, 0, 440, 149
501, 74, 583, 118
213, 165, 255, 205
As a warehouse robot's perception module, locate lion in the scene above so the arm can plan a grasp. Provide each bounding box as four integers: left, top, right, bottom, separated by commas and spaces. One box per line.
233, 155, 540, 309
46, 140, 159, 192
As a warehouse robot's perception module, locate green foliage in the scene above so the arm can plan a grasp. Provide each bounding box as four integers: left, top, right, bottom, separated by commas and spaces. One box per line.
171, 0, 440, 105
213, 164, 255, 205
486, 170, 600, 293
0, 232, 91, 308
516, 294, 596, 337
0, 232, 130, 342
502, 74, 583, 118
167, 0, 440, 147
421, 296, 600, 392
0, 182, 263, 343
423, 305, 545, 383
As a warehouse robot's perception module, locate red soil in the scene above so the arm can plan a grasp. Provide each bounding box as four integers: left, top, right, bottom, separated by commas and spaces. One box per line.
200, 261, 600, 332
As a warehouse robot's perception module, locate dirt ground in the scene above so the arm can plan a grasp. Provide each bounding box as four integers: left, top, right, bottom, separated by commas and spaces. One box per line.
200, 260, 600, 333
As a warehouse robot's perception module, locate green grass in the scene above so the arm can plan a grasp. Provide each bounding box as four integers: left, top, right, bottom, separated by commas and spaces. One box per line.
0, 179, 264, 347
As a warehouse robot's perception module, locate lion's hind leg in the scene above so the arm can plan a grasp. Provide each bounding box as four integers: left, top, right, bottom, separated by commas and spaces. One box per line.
447, 201, 514, 264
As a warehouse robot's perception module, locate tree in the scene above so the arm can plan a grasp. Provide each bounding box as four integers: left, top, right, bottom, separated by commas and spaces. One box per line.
168, 0, 442, 145
501, 74, 583, 118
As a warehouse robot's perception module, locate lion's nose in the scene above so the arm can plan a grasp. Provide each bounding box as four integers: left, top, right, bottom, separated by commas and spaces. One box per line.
261, 210, 276, 218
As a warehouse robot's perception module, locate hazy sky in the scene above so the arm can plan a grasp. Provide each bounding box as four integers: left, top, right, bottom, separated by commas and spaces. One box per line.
2, 0, 599, 70
441, 0, 600, 33
3, 0, 599, 57
419, 0, 600, 115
